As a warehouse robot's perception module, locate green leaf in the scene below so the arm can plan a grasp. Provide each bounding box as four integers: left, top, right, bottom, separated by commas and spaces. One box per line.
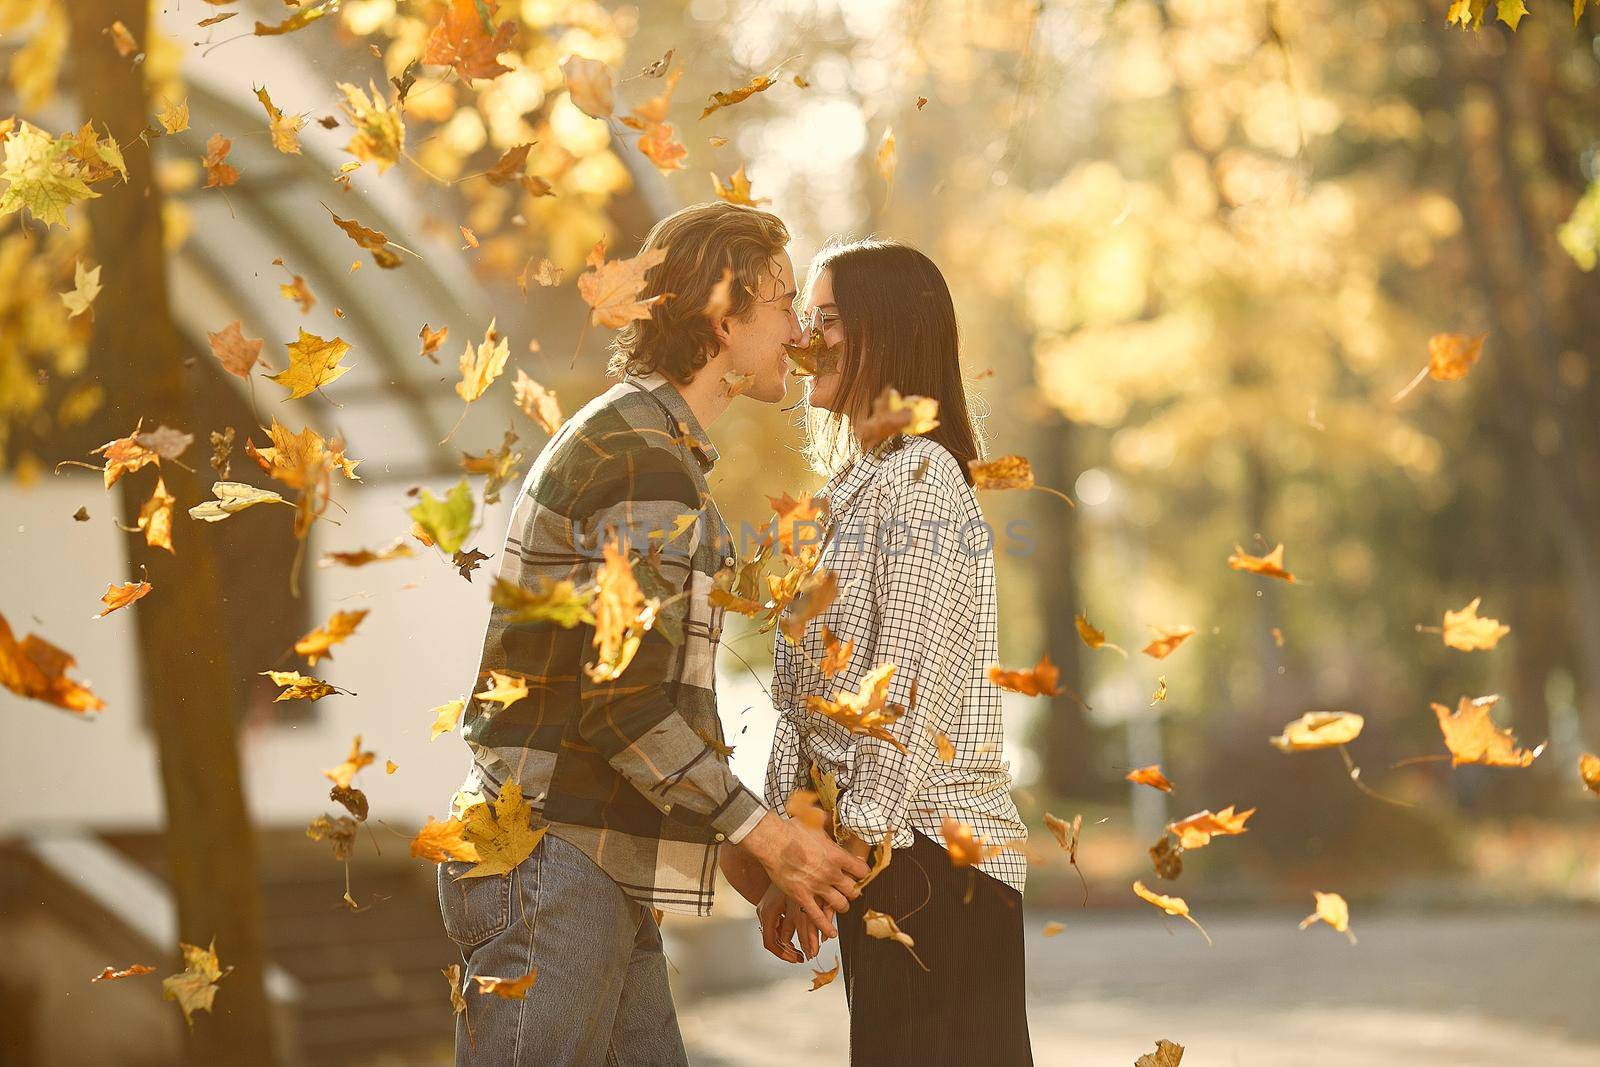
409, 477, 475, 554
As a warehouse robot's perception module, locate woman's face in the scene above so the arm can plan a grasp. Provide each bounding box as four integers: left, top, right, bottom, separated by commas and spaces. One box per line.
797, 267, 850, 414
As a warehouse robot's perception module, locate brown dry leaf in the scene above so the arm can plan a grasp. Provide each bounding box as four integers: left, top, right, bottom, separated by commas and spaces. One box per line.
423, 0, 516, 82
410, 815, 479, 863
808, 962, 840, 990
460, 226, 479, 249
780, 568, 836, 644
158, 98, 189, 134
785, 788, 828, 832
1132, 880, 1212, 946
1298, 890, 1356, 944
324, 735, 376, 789
700, 71, 779, 119
1142, 626, 1196, 660
1042, 812, 1082, 861
253, 2, 340, 36
561, 54, 613, 118
443, 963, 468, 1022
711, 164, 769, 206
721, 370, 755, 398
968, 454, 1035, 491
259, 669, 342, 703
578, 243, 670, 329
95, 577, 151, 618
857, 387, 939, 451
0, 612, 106, 714
805, 664, 908, 752
783, 312, 844, 376
329, 783, 369, 822
1135, 1039, 1186, 1067
585, 534, 658, 682
513, 368, 565, 435
853, 832, 893, 893
269, 329, 354, 400
1440, 596, 1511, 651
458, 781, 546, 878
1167, 805, 1255, 850
932, 729, 956, 763
419, 323, 449, 363
862, 909, 927, 969
319, 538, 414, 568
484, 142, 534, 186
1582, 753, 1600, 795
622, 70, 687, 174
247, 418, 361, 489
1075, 613, 1127, 657
337, 80, 405, 173
162, 940, 229, 1028
202, 133, 238, 188
1270, 710, 1365, 752
940, 816, 1015, 868
133, 477, 174, 553
1228, 542, 1296, 582
295, 609, 368, 666
1393, 332, 1486, 402
1149, 834, 1184, 880
275, 258, 316, 313
90, 420, 161, 489
475, 969, 537, 999
254, 84, 303, 154
93, 963, 155, 981
475, 670, 530, 710
1432, 694, 1542, 767
207, 321, 265, 380
819, 626, 854, 677
987, 653, 1064, 697
1125, 764, 1173, 793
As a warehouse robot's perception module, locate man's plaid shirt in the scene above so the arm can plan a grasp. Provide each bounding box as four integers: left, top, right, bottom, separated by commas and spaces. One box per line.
452, 370, 767, 916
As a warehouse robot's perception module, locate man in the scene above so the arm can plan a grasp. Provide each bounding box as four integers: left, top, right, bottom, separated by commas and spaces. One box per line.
438, 201, 868, 1065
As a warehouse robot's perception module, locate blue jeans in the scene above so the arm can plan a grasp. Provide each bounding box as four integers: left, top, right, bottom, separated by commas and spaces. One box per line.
437, 832, 689, 1066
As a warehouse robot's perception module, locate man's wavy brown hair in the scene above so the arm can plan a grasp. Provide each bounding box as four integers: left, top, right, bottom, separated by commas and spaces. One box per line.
606, 201, 790, 384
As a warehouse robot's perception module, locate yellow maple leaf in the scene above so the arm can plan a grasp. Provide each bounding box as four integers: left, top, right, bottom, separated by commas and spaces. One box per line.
1167, 804, 1255, 850
1132, 880, 1212, 946
458, 781, 547, 878
1075, 612, 1127, 657
247, 417, 362, 489
269, 329, 353, 400
577, 244, 670, 329
0, 611, 107, 714
94, 578, 152, 618
805, 663, 908, 752
60, 258, 100, 318
1432, 694, 1542, 767
876, 125, 896, 193
513, 368, 565, 435
1270, 710, 1365, 752
857, 386, 939, 451
157, 98, 189, 134
254, 84, 303, 154
162, 940, 229, 1028
1440, 596, 1511, 651
337, 80, 404, 173
410, 815, 479, 863
259, 670, 340, 702
585, 534, 658, 682
0, 121, 100, 227
710, 163, 770, 206
1125, 765, 1173, 792
987, 653, 1064, 697
324, 735, 376, 789
455, 318, 510, 403
808, 961, 840, 990
1298, 890, 1357, 944
1228, 542, 1296, 582
476, 670, 530, 710
1135, 1039, 1187, 1067
294, 609, 368, 666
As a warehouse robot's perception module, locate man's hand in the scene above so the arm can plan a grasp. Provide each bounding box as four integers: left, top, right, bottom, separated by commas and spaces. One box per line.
740, 811, 870, 937
757, 883, 803, 963
717, 839, 770, 907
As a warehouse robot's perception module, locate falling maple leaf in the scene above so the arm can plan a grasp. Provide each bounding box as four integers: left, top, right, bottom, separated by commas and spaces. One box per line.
819, 626, 854, 677
711, 164, 770, 206
423, 0, 517, 82
1270, 711, 1365, 752
484, 142, 534, 185
0, 121, 101, 227
1142, 626, 1196, 659
157, 98, 189, 134
1151, 675, 1168, 704
409, 478, 475, 554
269, 329, 354, 400
876, 125, 897, 194
1167, 805, 1254, 849
442, 964, 469, 1034
475, 669, 530, 710
202, 132, 238, 189
1135, 1039, 1186, 1067
254, 84, 304, 154
987, 653, 1064, 697
187, 481, 292, 524
89, 419, 160, 489
324, 205, 403, 269
60, 258, 101, 318
1393, 331, 1486, 401
411, 815, 479, 863
1438, 596, 1511, 651
1126, 765, 1174, 793
458, 780, 546, 878
940, 815, 1017, 868
475, 969, 538, 999
857, 387, 939, 451
93, 964, 155, 982
1432, 694, 1542, 767
295, 609, 368, 666
931, 729, 956, 763
700, 70, 780, 119
162, 940, 230, 1028
1075, 612, 1127, 657
805, 663, 909, 752
808, 962, 840, 990
1228, 542, 1296, 582
491, 576, 596, 628
419, 323, 450, 363
337, 80, 405, 173
1041, 921, 1066, 937
274, 257, 316, 312
863, 909, 927, 969
253, 0, 340, 35
1298, 890, 1357, 944
783, 310, 844, 376
1580, 753, 1600, 795
0, 611, 106, 714
428, 697, 467, 739
585, 533, 658, 682
207, 321, 265, 380
324, 735, 376, 789
307, 813, 358, 860
259, 670, 346, 703
443, 319, 510, 441
561, 54, 614, 118
785, 787, 828, 833
108, 20, 139, 56
95, 577, 151, 618
577, 243, 670, 329
319, 538, 414, 568
780, 568, 837, 644
1132, 880, 1211, 946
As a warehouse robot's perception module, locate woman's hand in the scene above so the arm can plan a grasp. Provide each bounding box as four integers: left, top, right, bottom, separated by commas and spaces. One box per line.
757, 883, 804, 963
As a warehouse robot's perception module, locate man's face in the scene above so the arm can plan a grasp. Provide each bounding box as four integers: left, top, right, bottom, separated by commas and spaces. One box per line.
797, 266, 848, 414
718, 250, 801, 404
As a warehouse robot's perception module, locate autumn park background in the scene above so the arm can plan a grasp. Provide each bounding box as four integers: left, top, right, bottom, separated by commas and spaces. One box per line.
3, 0, 1600, 1063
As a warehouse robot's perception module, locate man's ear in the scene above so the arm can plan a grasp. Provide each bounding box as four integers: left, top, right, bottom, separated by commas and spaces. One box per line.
709, 316, 732, 345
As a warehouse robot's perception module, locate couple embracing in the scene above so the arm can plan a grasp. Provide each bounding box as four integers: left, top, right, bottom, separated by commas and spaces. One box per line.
438, 201, 1033, 1065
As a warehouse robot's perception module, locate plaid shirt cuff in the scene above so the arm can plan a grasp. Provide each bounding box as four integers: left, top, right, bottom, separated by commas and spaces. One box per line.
714, 782, 768, 844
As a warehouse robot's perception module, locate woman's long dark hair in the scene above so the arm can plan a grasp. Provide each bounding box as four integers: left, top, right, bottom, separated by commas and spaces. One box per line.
799, 237, 987, 484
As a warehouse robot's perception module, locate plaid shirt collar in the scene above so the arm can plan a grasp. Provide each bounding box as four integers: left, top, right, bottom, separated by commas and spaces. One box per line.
621, 371, 719, 472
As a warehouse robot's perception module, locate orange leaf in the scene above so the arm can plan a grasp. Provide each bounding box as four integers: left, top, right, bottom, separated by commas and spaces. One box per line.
95, 578, 151, 618
410, 815, 479, 863
1142, 625, 1196, 660
1440, 596, 1511, 651
423, 0, 516, 82
0, 611, 106, 714
1227, 542, 1295, 582
711, 164, 769, 206
1075, 612, 1127, 657
93, 964, 155, 982
1125, 764, 1173, 793
987, 653, 1063, 697
474, 969, 537, 999
1582, 752, 1600, 796
808, 962, 840, 990
1297, 890, 1356, 944
1270, 710, 1365, 752
1132, 880, 1211, 946
1167, 804, 1254, 850
1432, 694, 1542, 767
294, 609, 368, 666
577, 244, 670, 329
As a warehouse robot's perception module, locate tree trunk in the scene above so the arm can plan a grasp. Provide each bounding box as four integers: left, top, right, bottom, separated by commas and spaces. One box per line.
65, 2, 278, 1062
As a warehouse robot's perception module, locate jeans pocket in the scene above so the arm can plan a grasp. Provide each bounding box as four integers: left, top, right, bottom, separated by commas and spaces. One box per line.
437, 859, 514, 950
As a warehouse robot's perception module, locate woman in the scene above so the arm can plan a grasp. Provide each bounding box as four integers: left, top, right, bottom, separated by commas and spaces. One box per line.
764, 237, 1032, 1064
